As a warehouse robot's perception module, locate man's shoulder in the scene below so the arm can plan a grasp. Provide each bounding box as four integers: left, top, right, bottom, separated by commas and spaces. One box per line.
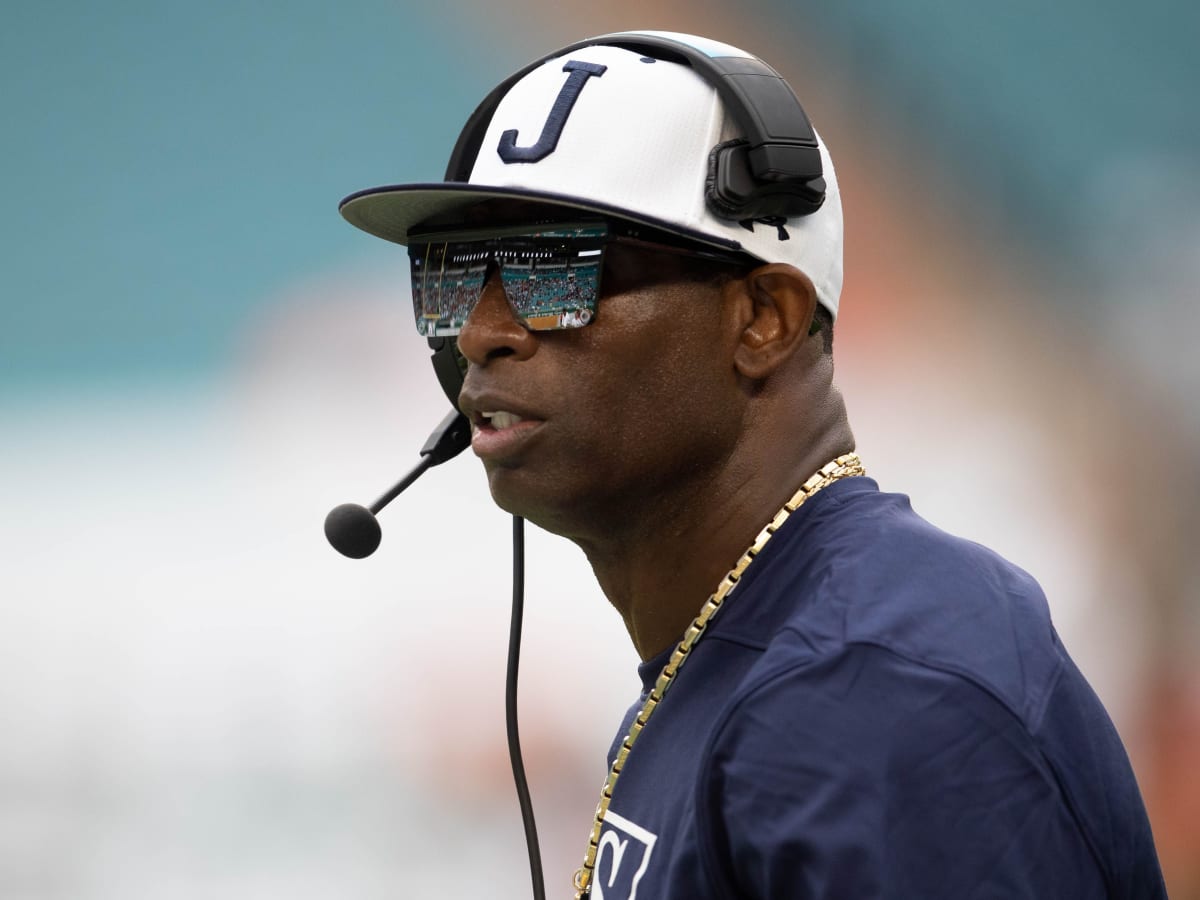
698, 634, 1164, 899
726, 475, 1063, 727
796, 475, 1052, 626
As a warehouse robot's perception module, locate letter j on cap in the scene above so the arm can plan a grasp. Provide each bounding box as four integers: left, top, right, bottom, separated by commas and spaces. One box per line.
497, 60, 607, 164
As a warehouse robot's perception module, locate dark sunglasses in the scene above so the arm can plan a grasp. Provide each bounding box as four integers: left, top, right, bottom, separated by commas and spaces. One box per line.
406, 221, 755, 337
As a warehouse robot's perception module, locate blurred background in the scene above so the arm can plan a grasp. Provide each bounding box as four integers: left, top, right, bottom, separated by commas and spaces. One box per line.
2, 1, 1197, 896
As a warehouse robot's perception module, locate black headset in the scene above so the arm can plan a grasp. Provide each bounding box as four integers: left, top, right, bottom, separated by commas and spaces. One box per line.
428, 31, 826, 408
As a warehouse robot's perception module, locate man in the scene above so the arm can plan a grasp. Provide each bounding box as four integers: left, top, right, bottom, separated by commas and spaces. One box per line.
339, 32, 1165, 899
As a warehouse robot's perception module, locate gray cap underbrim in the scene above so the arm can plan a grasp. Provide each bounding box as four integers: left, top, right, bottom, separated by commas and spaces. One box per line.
338, 182, 748, 253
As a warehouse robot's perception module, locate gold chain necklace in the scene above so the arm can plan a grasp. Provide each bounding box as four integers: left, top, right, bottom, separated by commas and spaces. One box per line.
573, 453, 865, 898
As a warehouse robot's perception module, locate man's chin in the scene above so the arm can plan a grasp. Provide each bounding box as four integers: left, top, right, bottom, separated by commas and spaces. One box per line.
484, 468, 588, 538
485, 467, 542, 517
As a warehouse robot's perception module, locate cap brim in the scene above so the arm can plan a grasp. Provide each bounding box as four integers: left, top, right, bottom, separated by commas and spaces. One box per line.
339, 182, 746, 252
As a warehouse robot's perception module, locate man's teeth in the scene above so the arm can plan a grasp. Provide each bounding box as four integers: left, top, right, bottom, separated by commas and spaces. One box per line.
483, 411, 524, 429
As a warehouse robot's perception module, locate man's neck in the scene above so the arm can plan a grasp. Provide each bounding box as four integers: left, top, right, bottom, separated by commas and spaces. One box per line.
576, 430, 853, 661
580, 487, 765, 660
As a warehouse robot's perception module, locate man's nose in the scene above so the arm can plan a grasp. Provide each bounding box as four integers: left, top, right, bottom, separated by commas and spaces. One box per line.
455, 267, 538, 366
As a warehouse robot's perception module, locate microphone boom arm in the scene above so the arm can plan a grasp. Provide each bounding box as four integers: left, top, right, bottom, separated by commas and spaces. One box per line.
324, 410, 471, 559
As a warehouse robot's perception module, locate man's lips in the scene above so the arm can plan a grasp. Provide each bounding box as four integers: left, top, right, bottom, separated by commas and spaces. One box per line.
465, 406, 546, 459
458, 386, 545, 431
476, 410, 527, 431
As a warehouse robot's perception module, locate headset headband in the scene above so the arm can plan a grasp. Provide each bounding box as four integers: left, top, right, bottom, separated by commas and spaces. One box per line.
443, 31, 826, 220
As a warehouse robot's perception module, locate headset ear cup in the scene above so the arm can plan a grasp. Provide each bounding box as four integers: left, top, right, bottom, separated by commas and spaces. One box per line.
706, 139, 758, 220
428, 336, 468, 409
706, 139, 826, 221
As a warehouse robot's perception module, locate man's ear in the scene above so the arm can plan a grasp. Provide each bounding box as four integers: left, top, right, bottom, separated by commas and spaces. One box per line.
731, 263, 818, 380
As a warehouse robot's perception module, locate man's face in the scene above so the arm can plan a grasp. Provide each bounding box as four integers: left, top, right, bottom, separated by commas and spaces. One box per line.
453, 229, 749, 540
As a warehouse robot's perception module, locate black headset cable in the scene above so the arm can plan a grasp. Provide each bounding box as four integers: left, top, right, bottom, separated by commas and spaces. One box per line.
507, 514, 546, 900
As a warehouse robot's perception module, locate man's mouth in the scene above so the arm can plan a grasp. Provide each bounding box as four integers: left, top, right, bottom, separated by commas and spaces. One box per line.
479, 410, 525, 430
468, 409, 542, 460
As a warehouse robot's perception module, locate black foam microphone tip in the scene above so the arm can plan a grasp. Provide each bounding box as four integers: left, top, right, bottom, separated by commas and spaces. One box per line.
324, 503, 382, 559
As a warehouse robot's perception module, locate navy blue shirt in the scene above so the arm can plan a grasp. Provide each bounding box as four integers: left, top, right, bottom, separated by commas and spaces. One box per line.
591, 477, 1165, 899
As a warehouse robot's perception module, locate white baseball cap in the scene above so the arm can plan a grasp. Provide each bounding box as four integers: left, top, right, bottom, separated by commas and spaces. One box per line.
340, 31, 844, 317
